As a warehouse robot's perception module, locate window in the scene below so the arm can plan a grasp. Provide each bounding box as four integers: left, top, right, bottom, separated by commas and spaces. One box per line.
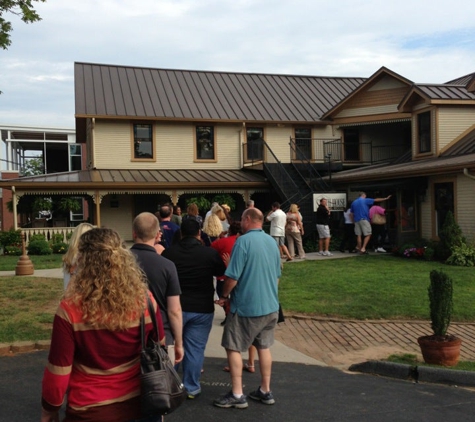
294, 128, 312, 160
246, 127, 264, 161
400, 191, 416, 232
434, 182, 454, 236
69, 144, 82, 171
343, 128, 360, 161
70, 197, 84, 222
196, 126, 215, 160
417, 111, 431, 153
133, 124, 154, 159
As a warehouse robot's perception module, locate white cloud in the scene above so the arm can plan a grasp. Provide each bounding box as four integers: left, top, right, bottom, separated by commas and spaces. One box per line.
1, 0, 474, 126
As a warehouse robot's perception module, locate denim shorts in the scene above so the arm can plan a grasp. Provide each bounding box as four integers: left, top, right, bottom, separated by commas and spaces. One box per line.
221, 311, 278, 352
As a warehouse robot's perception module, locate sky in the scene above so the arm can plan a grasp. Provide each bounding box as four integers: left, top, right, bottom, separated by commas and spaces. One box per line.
0, 0, 474, 129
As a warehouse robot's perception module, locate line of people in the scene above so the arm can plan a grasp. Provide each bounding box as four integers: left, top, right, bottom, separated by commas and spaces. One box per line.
43, 202, 282, 421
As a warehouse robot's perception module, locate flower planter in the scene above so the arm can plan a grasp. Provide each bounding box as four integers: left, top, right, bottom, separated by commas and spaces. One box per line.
417, 335, 462, 367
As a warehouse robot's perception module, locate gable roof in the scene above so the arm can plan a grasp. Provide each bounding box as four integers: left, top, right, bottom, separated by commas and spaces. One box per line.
445, 72, 475, 86
320, 67, 413, 120
74, 62, 365, 124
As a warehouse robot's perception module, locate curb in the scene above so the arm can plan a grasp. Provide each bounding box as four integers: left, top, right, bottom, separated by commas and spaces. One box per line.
0, 341, 51, 356
349, 360, 475, 387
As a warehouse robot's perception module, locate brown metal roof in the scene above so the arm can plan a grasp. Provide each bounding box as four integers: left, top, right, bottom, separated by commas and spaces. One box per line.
413, 84, 475, 101
74, 62, 365, 123
0, 169, 269, 191
442, 128, 475, 156
445, 72, 475, 85
329, 153, 475, 184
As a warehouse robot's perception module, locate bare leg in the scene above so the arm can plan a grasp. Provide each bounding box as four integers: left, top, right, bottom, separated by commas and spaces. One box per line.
318, 237, 324, 252
226, 349, 244, 395
248, 345, 256, 367
280, 244, 292, 260
256, 348, 272, 392
324, 237, 331, 252
361, 235, 371, 253
356, 234, 362, 250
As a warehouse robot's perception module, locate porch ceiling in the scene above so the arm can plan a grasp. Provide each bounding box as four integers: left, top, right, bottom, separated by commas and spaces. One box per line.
0, 169, 269, 191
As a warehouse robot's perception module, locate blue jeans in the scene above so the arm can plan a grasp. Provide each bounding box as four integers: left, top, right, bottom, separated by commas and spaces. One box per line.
179, 311, 214, 395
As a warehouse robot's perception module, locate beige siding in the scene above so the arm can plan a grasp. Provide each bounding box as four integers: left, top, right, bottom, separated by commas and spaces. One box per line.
93, 121, 242, 170
368, 76, 407, 91
456, 174, 475, 240
336, 104, 399, 118
438, 107, 475, 150
266, 125, 292, 163
100, 194, 134, 241
313, 126, 340, 161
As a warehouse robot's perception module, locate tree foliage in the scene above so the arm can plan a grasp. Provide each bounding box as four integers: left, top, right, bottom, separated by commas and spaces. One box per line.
20, 156, 44, 176
0, 0, 45, 50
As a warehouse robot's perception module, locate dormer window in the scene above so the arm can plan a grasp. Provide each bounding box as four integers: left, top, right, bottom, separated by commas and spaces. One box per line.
417, 111, 431, 153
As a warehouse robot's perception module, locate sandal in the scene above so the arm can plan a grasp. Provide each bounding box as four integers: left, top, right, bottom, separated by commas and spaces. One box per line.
244, 364, 255, 373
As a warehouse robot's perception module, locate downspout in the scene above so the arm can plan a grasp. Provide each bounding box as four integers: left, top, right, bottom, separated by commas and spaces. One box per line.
463, 168, 475, 180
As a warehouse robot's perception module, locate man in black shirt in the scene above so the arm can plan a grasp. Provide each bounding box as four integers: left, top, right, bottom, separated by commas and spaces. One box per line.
162, 219, 226, 399
130, 212, 183, 364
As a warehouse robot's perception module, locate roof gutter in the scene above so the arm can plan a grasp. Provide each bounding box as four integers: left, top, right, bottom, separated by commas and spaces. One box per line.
463, 168, 475, 180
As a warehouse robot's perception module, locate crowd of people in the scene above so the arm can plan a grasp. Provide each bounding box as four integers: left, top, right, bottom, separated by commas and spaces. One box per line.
44, 200, 283, 421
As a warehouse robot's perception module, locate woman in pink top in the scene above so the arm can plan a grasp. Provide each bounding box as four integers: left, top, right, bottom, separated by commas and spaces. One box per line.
369, 205, 387, 253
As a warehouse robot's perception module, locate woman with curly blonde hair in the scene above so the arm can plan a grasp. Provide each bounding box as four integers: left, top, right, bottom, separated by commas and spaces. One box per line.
62, 222, 93, 289
41, 228, 165, 422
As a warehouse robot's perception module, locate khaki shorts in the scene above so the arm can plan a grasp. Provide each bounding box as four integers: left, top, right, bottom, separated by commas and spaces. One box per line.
272, 236, 285, 246
354, 219, 372, 236
221, 312, 278, 352
316, 224, 330, 238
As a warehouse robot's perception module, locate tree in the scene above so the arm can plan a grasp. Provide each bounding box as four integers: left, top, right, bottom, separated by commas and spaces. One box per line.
20, 156, 44, 176
0, 1, 45, 50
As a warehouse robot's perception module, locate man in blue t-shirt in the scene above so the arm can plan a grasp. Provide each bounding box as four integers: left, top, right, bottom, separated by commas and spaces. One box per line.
350, 192, 391, 254
214, 208, 281, 409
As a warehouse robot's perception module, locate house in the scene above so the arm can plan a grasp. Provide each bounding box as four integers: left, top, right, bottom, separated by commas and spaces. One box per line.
0, 124, 87, 232
0, 63, 474, 245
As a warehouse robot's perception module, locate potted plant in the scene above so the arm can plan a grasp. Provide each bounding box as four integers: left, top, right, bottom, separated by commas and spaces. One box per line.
417, 270, 462, 366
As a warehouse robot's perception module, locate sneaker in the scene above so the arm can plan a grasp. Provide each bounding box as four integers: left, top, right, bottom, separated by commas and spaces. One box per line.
322, 251, 333, 256
317, 251, 324, 255
187, 392, 201, 399
213, 391, 248, 409
376, 247, 387, 253
249, 387, 275, 405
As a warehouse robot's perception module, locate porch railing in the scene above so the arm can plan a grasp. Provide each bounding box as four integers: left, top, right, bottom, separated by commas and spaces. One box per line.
21, 227, 73, 244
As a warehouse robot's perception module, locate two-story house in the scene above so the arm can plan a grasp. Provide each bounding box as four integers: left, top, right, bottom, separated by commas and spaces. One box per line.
0, 63, 473, 245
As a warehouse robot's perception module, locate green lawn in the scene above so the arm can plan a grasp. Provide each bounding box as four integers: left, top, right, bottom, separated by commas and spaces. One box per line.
280, 255, 475, 321
0, 254, 63, 271
1, 254, 475, 343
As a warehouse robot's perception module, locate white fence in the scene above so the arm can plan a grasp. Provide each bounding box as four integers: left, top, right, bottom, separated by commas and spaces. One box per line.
21, 227, 73, 244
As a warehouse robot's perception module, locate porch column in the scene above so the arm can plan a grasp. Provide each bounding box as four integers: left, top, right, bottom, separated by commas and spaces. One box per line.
12, 187, 18, 230
94, 191, 101, 227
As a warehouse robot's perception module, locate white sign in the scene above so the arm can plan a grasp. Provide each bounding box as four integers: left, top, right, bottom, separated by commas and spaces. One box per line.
313, 193, 347, 212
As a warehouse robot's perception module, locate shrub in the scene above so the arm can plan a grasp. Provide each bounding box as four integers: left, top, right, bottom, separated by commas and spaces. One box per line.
436, 211, 465, 261
29, 234, 46, 242
446, 244, 475, 267
50, 233, 64, 244
423, 247, 435, 261
428, 270, 453, 337
0, 229, 22, 249
51, 242, 68, 254
4, 245, 22, 256
27, 240, 52, 255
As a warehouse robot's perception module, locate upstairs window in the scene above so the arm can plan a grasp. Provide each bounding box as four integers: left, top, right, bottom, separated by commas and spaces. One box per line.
196, 126, 215, 160
132, 123, 154, 160
69, 144, 82, 171
246, 127, 264, 161
417, 111, 431, 153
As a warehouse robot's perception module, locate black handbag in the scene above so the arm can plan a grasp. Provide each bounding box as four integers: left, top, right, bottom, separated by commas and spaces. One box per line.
278, 303, 285, 323
140, 297, 187, 416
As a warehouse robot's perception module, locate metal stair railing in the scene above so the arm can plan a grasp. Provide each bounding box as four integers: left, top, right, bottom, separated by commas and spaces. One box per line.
289, 138, 330, 192
261, 141, 301, 209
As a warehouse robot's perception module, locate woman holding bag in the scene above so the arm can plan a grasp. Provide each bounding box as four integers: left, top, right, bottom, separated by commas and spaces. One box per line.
41, 228, 165, 422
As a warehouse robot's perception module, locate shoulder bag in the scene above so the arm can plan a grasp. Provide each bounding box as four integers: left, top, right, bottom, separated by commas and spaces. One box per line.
371, 213, 386, 225
140, 296, 187, 416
